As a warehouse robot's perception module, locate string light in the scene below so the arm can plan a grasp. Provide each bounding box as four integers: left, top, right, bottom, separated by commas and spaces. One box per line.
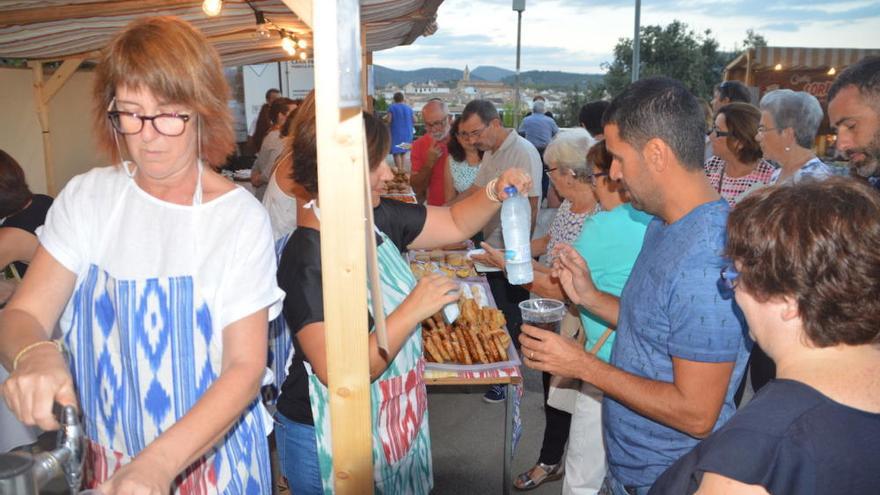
281, 36, 297, 56
298, 38, 308, 49
202, 0, 222, 17
299, 51, 308, 60
774, 63, 783, 71
254, 11, 272, 40
827, 67, 837, 76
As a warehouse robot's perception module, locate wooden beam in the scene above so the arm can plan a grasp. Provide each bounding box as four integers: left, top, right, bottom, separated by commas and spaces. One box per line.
281, 0, 313, 28
41, 57, 84, 104
314, 0, 372, 493
0, 0, 189, 26
28, 61, 57, 196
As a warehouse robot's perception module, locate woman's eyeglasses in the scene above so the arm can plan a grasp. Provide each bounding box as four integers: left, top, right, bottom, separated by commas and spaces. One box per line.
756, 125, 778, 134
708, 127, 730, 138
587, 171, 609, 187
108, 110, 191, 137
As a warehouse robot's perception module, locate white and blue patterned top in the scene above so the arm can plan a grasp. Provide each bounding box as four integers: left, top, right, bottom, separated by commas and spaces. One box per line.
39, 165, 284, 493
769, 157, 834, 185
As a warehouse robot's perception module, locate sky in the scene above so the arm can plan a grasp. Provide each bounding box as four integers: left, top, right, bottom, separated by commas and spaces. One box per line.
372, 0, 880, 74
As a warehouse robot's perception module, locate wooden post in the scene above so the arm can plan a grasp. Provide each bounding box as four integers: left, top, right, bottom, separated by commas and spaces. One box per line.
28, 57, 83, 195
313, 1, 373, 493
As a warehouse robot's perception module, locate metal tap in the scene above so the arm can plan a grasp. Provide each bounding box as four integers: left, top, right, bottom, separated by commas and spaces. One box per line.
0, 404, 85, 494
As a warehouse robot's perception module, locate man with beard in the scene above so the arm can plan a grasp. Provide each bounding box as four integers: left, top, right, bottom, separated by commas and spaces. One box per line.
828, 56, 880, 188
410, 98, 452, 205
519, 77, 750, 493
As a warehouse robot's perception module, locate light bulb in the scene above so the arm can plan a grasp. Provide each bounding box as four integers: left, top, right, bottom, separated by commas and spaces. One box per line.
281, 37, 296, 55
774, 63, 783, 71
827, 67, 836, 76
202, 0, 222, 17
255, 24, 272, 40
298, 38, 308, 49
299, 51, 308, 60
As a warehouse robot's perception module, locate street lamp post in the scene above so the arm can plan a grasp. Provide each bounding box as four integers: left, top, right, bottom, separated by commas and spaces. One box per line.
513, 0, 525, 128
632, 0, 641, 83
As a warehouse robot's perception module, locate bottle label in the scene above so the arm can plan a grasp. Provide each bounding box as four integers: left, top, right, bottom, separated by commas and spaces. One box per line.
504, 245, 530, 264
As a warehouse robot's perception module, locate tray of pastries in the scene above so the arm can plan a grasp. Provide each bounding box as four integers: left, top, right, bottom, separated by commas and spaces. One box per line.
410, 250, 477, 279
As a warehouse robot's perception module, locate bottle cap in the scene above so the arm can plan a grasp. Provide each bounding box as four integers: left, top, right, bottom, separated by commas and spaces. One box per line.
503, 185, 517, 197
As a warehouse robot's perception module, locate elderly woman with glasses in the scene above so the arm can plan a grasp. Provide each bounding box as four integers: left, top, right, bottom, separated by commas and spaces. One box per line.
756, 89, 834, 184
0, 17, 284, 494
704, 102, 775, 207
651, 178, 880, 494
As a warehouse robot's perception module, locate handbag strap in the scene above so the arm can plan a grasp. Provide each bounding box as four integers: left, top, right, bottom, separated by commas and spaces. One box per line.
587, 326, 613, 355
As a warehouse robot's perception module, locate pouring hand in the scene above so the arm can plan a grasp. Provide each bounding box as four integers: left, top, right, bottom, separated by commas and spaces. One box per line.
1, 344, 77, 431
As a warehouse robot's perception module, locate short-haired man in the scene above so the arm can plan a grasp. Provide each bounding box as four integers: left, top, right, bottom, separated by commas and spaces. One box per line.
520, 77, 750, 493
518, 99, 559, 199
579, 100, 611, 140
828, 55, 880, 189
459, 99, 544, 402
711, 80, 751, 111
386, 92, 414, 172
410, 98, 451, 205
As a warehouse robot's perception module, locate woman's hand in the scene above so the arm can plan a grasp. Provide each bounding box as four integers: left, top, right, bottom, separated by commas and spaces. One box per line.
1, 344, 78, 430
473, 242, 506, 270
551, 243, 598, 307
398, 273, 460, 323
496, 168, 532, 200
98, 451, 176, 495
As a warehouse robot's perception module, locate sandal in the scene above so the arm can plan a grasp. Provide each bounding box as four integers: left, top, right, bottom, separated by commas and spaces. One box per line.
513, 462, 564, 491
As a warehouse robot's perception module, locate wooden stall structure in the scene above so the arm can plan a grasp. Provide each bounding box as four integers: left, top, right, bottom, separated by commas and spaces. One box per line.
724, 46, 880, 156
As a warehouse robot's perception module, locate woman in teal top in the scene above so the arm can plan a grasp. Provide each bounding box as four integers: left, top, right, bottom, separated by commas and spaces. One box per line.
571, 141, 652, 362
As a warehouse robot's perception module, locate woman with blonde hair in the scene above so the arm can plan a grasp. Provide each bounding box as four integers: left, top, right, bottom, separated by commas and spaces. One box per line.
0, 17, 283, 494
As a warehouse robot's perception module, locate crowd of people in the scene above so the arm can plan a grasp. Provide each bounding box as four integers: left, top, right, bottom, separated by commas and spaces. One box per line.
1, 14, 879, 495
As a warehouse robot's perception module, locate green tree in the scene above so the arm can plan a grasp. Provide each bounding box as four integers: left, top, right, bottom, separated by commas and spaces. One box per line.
603, 20, 728, 100
374, 94, 388, 111
742, 29, 768, 50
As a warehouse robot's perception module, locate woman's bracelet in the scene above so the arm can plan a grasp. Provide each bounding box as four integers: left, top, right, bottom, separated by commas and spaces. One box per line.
12, 340, 63, 371
485, 178, 501, 203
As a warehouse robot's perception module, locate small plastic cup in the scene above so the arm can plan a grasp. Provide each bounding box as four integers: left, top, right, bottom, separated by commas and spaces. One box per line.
519, 298, 566, 333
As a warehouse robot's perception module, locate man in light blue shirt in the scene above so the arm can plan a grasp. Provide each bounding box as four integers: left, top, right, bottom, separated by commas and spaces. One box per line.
519, 77, 750, 495
518, 99, 558, 198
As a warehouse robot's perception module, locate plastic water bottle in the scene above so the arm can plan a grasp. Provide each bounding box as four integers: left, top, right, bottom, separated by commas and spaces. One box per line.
501, 186, 533, 284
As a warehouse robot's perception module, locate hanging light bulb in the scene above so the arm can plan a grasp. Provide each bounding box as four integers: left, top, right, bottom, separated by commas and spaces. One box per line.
281, 36, 296, 56
298, 38, 308, 49
299, 51, 308, 61
253, 11, 272, 40
202, 0, 222, 17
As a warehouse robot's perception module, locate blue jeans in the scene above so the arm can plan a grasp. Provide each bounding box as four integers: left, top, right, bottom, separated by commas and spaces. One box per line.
274, 412, 323, 495
599, 471, 652, 495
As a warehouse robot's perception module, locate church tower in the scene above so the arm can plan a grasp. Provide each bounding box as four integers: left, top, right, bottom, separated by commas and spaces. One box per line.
462, 64, 470, 82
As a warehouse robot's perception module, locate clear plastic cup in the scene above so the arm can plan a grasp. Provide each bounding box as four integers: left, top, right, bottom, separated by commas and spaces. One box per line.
519, 298, 566, 333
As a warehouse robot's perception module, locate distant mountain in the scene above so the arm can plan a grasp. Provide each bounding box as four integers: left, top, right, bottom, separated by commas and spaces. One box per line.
374, 64, 604, 90
373, 65, 462, 87
501, 71, 604, 90
470, 66, 514, 82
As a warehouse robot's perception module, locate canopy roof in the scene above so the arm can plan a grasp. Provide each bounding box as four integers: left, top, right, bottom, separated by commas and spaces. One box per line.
0, 0, 442, 67
726, 46, 880, 73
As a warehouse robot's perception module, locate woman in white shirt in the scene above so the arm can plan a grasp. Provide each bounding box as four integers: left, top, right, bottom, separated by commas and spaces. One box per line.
0, 16, 283, 494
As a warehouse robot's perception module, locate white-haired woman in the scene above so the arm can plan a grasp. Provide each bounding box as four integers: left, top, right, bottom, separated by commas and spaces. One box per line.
756, 89, 834, 184
475, 129, 598, 490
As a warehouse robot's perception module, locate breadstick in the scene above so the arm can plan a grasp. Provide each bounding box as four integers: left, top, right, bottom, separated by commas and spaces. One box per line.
424, 317, 437, 331
423, 337, 444, 363
460, 327, 481, 364
453, 329, 473, 365
492, 333, 508, 361
431, 331, 452, 361
467, 327, 490, 364
478, 331, 500, 362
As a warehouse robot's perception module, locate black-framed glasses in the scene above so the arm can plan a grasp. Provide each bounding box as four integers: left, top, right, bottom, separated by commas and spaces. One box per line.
458, 125, 488, 141
425, 117, 449, 129
108, 110, 191, 137
719, 264, 740, 291
587, 171, 609, 187
708, 127, 730, 138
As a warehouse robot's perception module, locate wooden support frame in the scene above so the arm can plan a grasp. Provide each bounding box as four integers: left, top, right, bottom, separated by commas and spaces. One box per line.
28, 57, 84, 196
313, 1, 373, 493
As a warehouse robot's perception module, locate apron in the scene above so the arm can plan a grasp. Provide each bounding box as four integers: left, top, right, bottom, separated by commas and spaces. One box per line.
306, 229, 432, 494
66, 162, 273, 494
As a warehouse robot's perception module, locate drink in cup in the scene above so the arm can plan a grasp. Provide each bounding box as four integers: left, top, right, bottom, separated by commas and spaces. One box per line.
519, 298, 566, 333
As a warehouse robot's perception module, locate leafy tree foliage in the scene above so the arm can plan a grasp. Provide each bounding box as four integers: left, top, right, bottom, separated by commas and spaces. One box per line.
602, 20, 732, 100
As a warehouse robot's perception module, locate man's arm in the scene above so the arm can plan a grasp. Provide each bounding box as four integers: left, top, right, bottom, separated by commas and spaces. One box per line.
529, 196, 538, 235
519, 325, 734, 438
410, 141, 441, 203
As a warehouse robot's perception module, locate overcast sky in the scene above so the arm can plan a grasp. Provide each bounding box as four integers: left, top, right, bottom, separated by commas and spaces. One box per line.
372, 0, 880, 73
